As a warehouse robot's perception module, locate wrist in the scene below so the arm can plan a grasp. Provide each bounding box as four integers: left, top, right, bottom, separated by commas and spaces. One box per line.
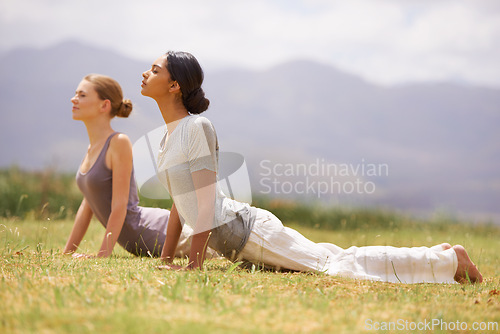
187, 257, 203, 270
97, 250, 110, 258
63, 247, 76, 255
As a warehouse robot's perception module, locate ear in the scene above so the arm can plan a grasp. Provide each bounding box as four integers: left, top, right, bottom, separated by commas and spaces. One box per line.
100, 99, 112, 113
168, 81, 181, 93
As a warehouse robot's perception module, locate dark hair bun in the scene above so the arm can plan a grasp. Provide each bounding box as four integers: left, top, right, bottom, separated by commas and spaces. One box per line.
184, 88, 210, 114
116, 99, 133, 118
165, 51, 210, 115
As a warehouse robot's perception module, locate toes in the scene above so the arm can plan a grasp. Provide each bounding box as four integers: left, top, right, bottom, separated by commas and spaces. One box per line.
441, 243, 452, 250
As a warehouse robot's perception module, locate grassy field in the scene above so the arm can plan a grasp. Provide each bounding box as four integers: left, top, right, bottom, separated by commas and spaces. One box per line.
1, 217, 499, 334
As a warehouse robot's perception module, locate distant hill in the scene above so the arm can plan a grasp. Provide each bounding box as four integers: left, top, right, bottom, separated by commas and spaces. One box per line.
0, 40, 163, 170
1, 40, 499, 223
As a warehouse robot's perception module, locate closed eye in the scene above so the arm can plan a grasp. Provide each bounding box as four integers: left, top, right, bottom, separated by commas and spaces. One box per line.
75, 90, 86, 97
151, 64, 162, 74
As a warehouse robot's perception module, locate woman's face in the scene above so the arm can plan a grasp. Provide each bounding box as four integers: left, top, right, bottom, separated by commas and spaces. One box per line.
141, 55, 174, 99
70, 80, 105, 121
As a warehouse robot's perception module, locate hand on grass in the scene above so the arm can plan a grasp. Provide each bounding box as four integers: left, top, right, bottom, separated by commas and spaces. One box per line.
157, 264, 192, 271
72, 253, 95, 259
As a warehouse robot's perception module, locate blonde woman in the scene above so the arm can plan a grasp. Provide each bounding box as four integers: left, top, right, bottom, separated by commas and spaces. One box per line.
64, 74, 192, 258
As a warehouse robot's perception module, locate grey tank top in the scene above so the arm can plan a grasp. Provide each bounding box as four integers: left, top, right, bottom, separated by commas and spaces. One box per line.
76, 133, 170, 256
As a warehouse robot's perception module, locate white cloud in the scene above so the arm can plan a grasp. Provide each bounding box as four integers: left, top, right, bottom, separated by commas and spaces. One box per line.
1, 0, 499, 87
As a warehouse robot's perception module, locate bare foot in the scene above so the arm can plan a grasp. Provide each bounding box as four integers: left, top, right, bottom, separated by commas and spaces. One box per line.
453, 245, 483, 284
441, 243, 452, 250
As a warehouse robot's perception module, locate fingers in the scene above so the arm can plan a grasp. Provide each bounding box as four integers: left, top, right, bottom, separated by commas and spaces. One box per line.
156, 264, 190, 271
71, 253, 94, 259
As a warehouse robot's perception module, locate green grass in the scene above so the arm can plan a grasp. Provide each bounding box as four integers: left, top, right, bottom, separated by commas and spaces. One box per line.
1, 218, 499, 333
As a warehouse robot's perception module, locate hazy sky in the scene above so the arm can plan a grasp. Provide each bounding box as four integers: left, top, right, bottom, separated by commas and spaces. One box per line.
1, 0, 499, 87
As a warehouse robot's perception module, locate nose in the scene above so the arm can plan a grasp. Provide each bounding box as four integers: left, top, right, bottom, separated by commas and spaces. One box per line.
71, 95, 77, 103
142, 70, 148, 78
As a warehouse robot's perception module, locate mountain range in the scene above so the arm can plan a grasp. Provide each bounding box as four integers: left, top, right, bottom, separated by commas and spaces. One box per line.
1, 40, 499, 223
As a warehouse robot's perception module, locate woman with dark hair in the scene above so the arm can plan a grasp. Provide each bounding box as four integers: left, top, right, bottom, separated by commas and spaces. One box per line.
64, 73, 194, 258
141, 52, 482, 283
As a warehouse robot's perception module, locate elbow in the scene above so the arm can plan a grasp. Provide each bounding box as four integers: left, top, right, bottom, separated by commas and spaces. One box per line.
110, 201, 128, 217
198, 204, 215, 220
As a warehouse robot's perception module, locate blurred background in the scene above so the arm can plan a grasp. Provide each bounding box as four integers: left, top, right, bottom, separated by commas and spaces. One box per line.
0, 0, 499, 223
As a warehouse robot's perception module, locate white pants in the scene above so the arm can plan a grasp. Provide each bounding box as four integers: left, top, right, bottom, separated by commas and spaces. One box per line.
239, 209, 458, 283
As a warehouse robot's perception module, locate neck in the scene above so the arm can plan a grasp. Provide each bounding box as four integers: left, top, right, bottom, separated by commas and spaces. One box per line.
83, 118, 114, 146
156, 96, 189, 126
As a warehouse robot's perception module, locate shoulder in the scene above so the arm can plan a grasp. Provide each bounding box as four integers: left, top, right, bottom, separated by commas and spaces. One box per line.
185, 115, 216, 136
110, 133, 132, 148
186, 115, 214, 129
182, 116, 216, 139
108, 133, 132, 157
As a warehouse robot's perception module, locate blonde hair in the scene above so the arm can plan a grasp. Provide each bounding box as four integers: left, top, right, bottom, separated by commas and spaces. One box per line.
83, 74, 133, 118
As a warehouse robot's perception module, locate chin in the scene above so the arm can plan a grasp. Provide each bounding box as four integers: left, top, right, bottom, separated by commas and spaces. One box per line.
141, 87, 155, 98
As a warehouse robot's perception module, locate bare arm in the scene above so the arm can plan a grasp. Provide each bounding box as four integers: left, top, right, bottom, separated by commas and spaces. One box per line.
187, 168, 216, 270
160, 202, 182, 263
63, 198, 93, 254
96, 134, 133, 257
